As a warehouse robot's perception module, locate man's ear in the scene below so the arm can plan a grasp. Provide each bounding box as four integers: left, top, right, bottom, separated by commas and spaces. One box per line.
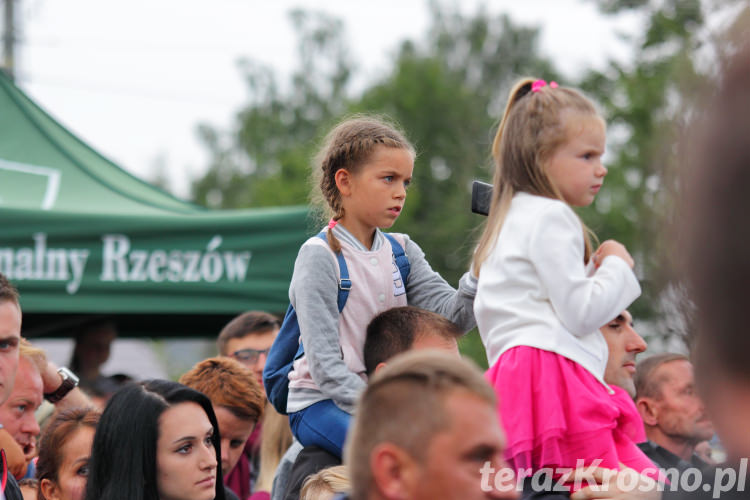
334, 168, 353, 197
40, 478, 61, 500
374, 362, 388, 374
636, 397, 659, 427
370, 442, 418, 500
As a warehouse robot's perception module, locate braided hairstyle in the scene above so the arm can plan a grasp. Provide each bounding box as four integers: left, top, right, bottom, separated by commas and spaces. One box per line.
473, 78, 601, 275
312, 116, 415, 252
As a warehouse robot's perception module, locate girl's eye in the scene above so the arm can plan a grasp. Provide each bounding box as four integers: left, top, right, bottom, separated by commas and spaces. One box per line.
77, 464, 89, 477
177, 444, 192, 454
384, 176, 394, 182
404, 180, 411, 188
204, 436, 213, 446
230, 440, 244, 449
582, 153, 592, 160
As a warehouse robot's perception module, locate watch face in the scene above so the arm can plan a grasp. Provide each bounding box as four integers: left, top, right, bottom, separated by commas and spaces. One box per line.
58, 367, 80, 385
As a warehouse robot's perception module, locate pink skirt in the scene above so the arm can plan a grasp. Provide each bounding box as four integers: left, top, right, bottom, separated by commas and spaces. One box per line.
486, 346, 654, 476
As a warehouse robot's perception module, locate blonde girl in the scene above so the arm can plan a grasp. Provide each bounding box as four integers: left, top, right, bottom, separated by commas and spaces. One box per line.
473, 79, 654, 482
286, 116, 477, 458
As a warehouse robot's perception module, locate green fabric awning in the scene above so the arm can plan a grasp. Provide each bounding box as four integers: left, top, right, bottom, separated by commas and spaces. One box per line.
0, 70, 310, 337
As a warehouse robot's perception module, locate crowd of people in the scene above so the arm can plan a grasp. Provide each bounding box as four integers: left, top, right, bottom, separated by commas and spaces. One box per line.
1, 35, 749, 500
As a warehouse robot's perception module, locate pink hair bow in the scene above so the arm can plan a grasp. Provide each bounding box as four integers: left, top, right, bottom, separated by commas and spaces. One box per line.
531, 79, 558, 92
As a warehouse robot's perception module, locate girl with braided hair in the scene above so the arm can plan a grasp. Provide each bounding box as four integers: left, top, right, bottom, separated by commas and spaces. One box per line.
285, 115, 477, 458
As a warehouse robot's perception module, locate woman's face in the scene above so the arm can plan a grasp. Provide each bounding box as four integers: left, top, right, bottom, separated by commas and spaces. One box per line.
41, 426, 95, 500
156, 402, 218, 500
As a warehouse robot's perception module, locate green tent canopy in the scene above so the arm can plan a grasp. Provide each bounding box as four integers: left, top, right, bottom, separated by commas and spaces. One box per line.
0, 70, 311, 337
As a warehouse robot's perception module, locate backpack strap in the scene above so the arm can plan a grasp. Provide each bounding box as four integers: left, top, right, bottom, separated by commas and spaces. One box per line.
316, 232, 350, 311
263, 232, 352, 415
383, 233, 411, 284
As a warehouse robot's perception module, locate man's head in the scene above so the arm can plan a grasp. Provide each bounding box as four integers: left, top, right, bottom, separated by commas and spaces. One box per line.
71, 320, 117, 378
600, 310, 647, 397
179, 356, 265, 476
364, 306, 461, 376
0, 273, 21, 405
635, 354, 714, 453
345, 350, 516, 500
683, 36, 750, 461
0, 339, 46, 464
217, 311, 281, 382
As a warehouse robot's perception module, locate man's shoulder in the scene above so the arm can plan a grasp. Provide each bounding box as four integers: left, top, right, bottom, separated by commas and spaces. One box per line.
638, 440, 687, 471
3, 474, 23, 500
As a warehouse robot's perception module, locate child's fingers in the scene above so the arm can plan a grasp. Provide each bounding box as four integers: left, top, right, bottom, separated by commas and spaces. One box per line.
570, 485, 615, 500
562, 466, 610, 485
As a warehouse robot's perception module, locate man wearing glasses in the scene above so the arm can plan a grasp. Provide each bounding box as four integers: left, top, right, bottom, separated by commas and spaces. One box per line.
218, 311, 281, 384
217, 310, 282, 499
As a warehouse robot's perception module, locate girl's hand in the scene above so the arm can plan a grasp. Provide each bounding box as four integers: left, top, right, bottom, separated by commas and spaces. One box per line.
565, 465, 661, 500
592, 240, 634, 269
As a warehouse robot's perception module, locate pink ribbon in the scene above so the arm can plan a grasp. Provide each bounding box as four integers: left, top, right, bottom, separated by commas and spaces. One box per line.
327, 219, 338, 229
531, 79, 558, 92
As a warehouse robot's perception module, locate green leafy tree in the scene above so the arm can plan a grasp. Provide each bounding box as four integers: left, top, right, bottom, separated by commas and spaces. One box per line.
191, 4, 560, 365
356, 6, 558, 285
192, 9, 352, 209
580, 0, 747, 348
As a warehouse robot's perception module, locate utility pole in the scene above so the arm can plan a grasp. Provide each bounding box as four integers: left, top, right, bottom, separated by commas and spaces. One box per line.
3, 0, 14, 81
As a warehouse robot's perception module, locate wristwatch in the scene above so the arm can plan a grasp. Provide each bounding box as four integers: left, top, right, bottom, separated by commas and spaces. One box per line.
44, 367, 80, 403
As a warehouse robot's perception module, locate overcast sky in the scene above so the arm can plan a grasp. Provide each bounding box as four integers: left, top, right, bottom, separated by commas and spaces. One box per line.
11, 0, 642, 198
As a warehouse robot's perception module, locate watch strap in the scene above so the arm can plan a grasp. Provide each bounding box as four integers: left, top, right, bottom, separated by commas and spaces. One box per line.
44, 368, 78, 403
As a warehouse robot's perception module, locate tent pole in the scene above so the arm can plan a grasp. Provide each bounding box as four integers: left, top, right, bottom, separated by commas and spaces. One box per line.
2, 0, 15, 81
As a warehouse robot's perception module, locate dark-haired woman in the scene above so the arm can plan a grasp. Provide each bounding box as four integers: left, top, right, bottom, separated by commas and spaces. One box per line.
85, 380, 226, 500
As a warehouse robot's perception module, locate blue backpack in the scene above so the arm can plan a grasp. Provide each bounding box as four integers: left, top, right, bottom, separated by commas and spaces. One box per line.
263, 231, 410, 415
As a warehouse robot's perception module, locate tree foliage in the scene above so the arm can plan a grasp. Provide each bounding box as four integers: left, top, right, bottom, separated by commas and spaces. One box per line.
191, 0, 746, 357
192, 10, 352, 209
579, 0, 746, 348
191, 4, 561, 365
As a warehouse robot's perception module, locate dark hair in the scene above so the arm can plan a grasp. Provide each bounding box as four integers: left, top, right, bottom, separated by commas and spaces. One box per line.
634, 353, 689, 400
217, 311, 281, 356
0, 272, 19, 306
69, 319, 117, 374
36, 407, 101, 500
312, 115, 415, 253
19, 478, 38, 489
364, 306, 462, 376
686, 40, 750, 383
85, 380, 226, 500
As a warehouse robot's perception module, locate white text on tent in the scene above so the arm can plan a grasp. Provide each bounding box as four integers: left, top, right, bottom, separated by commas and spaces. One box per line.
100, 234, 252, 284
0, 233, 89, 294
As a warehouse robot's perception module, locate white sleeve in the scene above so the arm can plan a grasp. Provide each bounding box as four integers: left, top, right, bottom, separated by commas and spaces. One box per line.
528, 203, 641, 335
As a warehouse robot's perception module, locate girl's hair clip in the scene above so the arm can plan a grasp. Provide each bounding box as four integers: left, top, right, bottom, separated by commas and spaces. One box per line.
531, 79, 558, 92
327, 218, 338, 229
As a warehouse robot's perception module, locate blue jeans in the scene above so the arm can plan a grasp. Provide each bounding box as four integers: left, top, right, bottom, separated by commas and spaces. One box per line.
289, 399, 351, 458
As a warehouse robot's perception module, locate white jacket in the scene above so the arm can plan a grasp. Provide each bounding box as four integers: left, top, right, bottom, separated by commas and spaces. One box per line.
474, 192, 641, 387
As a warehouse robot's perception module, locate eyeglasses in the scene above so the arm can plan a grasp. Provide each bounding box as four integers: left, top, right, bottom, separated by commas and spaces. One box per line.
232, 347, 271, 365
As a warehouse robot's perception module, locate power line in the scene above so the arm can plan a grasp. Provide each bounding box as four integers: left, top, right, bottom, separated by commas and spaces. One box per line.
16, 72, 243, 106
21, 36, 252, 53
2, 0, 16, 81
